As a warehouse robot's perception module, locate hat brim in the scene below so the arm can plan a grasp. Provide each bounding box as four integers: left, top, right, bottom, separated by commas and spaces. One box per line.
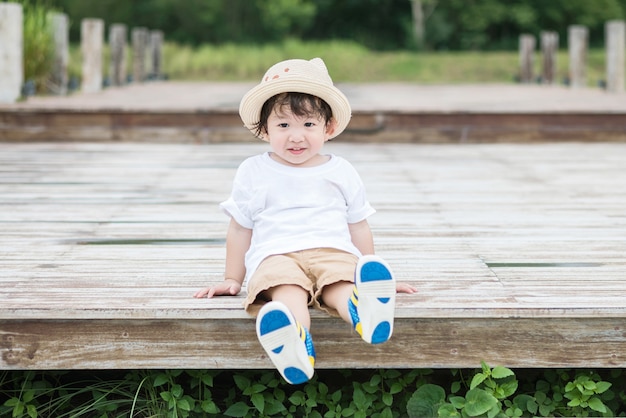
239, 77, 351, 140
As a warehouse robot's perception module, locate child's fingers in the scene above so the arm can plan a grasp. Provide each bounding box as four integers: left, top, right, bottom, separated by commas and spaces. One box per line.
396, 282, 418, 294
193, 287, 211, 298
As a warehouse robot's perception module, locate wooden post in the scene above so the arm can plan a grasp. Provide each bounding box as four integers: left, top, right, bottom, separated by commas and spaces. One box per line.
568, 25, 588, 88
519, 34, 535, 83
81, 18, 104, 93
109, 24, 127, 87
605, 20, 625, 93
132, 27, 148, 83
541, 31, 558, 85
0, 3, 23, 103
150, 30, 164, 80
48, 12, 69, 95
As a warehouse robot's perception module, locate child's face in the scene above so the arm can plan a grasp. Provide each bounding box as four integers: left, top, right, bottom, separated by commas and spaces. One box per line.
264, 106, 336, 167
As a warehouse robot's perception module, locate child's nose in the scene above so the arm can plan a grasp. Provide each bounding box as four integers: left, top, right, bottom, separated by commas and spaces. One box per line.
289, 130, 305, 142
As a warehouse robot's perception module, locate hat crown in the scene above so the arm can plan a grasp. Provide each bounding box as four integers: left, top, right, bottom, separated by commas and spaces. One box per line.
260, 58, 333, 86
239, 57, 351, 140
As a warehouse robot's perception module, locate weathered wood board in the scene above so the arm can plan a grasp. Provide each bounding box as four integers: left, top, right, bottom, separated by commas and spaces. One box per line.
1, 142, 625, 369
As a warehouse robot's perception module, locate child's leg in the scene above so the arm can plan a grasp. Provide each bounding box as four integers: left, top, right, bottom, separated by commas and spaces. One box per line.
264, 284, 311, 329
256, 286, 315, 385
319, 281, 354, 324
321, 255, 396, 344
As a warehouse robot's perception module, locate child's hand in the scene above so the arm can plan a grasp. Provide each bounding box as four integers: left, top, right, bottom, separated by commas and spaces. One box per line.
396, 282, 418, 294
193, 278, 242, 298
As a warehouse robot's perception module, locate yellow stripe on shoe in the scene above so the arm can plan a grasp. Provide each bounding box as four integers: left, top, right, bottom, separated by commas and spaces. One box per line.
352, 255, 396, 344
256, 301, 315, 384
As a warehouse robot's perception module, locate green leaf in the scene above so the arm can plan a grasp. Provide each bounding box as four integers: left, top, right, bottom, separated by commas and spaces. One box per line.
406, 384, 446, 418
463, 388, 498, 417
201, 400, 219, 414
567, 398, 580, 407
4, 398, 19, 407
265, 398, 287, 415
492, 366, 515, 379
470, 373, 487, 389
318, 382, 329, 396
438, 403, 461, 417
539, 403, 554, 417
289, 391, 305, 406
390, 382, 403, 394
449, 396, 465, 408
451, 381, 461, 394
201, 374, 214, 387
251, 393, 265, 414
353, 386, 367, 408
513, 394, 535, 413
500, 381, 519, 398
595, 381, 612, 394
233, 375, 251, 391
481, 361, 491, 374
26, 404, 37, 418
331, 390, 342, 403
177, 398, 191, 411
588, 397, 607, 413
171, 384, 183, 398
23, 390, 35, 403
341, 407, 355, 417
153, 373, 169, 387
224, 402, 250, 417
383, 392, 393, 406
487, 404, 500, 418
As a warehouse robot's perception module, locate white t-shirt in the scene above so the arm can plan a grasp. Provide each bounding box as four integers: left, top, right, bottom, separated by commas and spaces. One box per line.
220, 152, 375, 282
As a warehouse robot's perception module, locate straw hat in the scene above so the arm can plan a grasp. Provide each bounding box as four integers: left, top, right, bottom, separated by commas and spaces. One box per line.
239, 58, 351, 140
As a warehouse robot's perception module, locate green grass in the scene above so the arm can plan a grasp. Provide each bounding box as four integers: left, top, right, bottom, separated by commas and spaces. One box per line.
68, 39, 607, 86
159, 40, 607, 86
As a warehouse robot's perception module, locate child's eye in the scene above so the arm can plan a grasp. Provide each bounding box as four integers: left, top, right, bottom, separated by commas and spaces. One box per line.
278, 123, 289, 128
304, 122, 315, 127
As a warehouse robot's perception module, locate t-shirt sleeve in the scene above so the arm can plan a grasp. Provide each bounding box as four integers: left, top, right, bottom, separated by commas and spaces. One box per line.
342, 160, 376, 224
219, 160, 257, 229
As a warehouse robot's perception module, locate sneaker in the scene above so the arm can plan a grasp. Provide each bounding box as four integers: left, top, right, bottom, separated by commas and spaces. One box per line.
348, 255, 396, 344
256, 301, 315, 384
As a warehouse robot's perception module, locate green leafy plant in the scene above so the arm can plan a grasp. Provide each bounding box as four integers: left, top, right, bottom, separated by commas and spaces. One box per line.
2, 368, 625, 417
407, 362, 519, 418
20, 0, 55, 93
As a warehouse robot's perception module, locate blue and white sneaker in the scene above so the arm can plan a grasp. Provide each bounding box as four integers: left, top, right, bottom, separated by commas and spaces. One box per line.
348, 255, 396, 344
256, 301, 315, 385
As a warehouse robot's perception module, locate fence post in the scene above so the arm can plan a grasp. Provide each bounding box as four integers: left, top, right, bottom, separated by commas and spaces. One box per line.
81, 18, 104, 93
150, 30, 163, 80
568, 25, 588, 88
48, 12, 69, 95
541, 31, 558, 85
0, 3, 23, 103
132, 27, 148, 83
519, 34, 535, 83
605, 20, 625, 93
109, 24, 127, 86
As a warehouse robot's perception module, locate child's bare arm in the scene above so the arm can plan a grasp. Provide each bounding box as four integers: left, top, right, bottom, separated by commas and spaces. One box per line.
193, 218, 252, 298
348, 219, 375, 255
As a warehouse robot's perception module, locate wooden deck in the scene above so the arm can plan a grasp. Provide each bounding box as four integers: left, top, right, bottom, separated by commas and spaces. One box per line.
1, 141, 625, 370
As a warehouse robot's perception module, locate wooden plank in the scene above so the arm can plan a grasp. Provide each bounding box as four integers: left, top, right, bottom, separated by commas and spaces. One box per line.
1, 317, 623, 369
1, 142, 626, 369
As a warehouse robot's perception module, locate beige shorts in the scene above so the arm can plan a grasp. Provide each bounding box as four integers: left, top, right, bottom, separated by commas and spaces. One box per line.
244, 248, 358, 317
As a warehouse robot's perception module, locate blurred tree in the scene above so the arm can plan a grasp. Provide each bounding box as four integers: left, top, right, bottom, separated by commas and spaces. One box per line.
255, 0, 316, 40
45, 0, 626, 50
410, 0, 438, 48
307, 0, 413, 50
